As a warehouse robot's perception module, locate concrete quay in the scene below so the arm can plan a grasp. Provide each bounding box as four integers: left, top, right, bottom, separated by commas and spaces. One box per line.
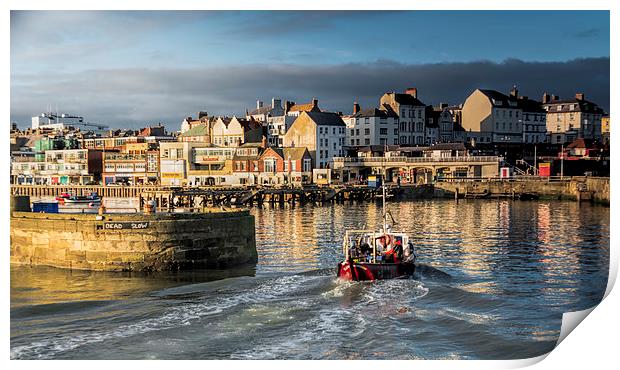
433, 176, 609, 205
10, 206, 257, 272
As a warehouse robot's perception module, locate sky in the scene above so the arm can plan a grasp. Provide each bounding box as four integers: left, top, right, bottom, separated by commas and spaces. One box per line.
10, 10, 610, 130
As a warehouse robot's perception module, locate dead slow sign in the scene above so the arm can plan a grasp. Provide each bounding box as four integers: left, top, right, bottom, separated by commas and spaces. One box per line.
104, 221, 150, 230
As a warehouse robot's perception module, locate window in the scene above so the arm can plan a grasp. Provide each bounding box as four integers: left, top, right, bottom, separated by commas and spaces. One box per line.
364, 138, 370, 145
364, 128, 370, 135
365, 118, 370, 124
380, 128, 388, 135
394, 129, 398, 135
284, 160, 289, 172
350, 129, 354, 136
303, 158, 312, 172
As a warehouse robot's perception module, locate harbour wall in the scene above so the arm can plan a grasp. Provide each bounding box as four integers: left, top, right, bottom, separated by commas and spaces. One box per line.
10, 209, 257, 271
433, 177, 609, 205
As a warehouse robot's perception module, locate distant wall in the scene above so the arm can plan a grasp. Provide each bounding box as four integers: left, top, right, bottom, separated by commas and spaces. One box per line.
434, 177, 609, 205
11, 210, 257, 271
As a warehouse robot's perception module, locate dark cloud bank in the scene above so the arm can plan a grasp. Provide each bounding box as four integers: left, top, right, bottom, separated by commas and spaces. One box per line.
11, 57, 609, 130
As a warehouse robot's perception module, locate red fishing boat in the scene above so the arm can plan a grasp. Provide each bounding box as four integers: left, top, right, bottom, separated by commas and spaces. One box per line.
337, 173, 416, 281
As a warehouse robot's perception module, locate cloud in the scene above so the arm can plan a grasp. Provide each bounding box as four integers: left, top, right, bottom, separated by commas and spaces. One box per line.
573, 28, 601, 38
10, 57, 610, 130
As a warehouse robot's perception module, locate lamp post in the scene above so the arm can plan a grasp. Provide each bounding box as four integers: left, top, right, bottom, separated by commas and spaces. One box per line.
560, 143, 564, 179
287, 154, 292, 187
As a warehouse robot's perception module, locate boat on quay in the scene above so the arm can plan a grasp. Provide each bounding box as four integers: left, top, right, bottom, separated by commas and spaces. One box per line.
337, 172, 416, 281
58, 192, 102, 205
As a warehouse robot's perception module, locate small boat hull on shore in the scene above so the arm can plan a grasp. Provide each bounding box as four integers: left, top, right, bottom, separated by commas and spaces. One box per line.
337, 260, 415, 281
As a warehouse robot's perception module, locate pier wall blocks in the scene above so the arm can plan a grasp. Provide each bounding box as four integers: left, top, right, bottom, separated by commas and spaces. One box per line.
433, 177, 609, 205
10, 210, 257, 272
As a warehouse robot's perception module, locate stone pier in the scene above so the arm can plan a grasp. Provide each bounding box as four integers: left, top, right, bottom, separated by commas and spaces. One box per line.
11, 209, 257, 271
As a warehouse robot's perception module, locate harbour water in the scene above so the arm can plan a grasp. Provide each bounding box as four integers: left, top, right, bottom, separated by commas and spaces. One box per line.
10, 199, 609, 359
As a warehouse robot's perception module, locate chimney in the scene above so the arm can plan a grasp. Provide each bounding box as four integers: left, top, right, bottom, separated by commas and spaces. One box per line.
272, 98, 282, 109
551, 95, 559, 101
439, 102, 448, 109
257, 100, 263, 109
353, 102, 361, 114
285, 101, 295, 113
197, 111, 208, 119
542, 93, 550, 104
509, 85, 518, 98
405, 87, 418, 98
575, 93, 585, 101
311, 98, 318, 108
261, 136, 268, 149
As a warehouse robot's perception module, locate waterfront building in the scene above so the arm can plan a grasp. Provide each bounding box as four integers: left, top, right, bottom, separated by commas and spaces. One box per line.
380, 88, 427, 145
179, 123, 211, 143
601, 115, 610, 144
181, 112, 209, 134
342, 102, 400, 147
282, 111, 346, 169
35, 149, 103, 185
543, 93, 605, 144
256, 147, 313, 185
211, 116, 264, 147
31, 112, 108, 133
246, 98, 285, 122
232, 142, 265, 185
517, 96, 547, 144
461, 87, 523, 144
102, 143, 159, 185
284, 98, 322, 117
428, 105, 456, 143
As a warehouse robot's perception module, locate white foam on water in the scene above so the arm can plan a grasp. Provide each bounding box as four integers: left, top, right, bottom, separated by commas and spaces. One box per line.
11, 274, 322, 359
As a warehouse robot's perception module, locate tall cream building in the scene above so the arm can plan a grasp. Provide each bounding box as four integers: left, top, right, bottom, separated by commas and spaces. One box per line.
461, 87, 523, 144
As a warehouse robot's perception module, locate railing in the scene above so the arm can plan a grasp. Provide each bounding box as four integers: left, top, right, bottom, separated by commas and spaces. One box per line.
332, 156, 500, 164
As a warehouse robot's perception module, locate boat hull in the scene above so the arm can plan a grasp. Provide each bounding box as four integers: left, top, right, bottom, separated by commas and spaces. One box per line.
337, 261, 415, 281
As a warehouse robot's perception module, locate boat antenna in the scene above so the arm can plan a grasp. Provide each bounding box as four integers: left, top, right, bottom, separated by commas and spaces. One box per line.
382, 142, 388, 232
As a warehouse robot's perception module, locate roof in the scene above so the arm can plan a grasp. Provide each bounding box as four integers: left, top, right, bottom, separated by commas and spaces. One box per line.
357, 145, 400, 153
388, 93, 426, 107
426, 142, 466, 151
478, 89, 519, 109
236, 118, 264, 132
543, 99, 605, 114
303, 111, 346, 126
566, 138, 600, 149
283, 147, 309, 160
248, 105, 277, 116
353, 108, 399, 119
179, 124, 209, 137
517, 97, 546, 113
289, 100, 321, 113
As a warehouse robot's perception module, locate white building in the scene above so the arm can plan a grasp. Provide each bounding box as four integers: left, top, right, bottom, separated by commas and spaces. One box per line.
343, 103, 399, 146
518, 96, 547, 144
31, 112, 108, 133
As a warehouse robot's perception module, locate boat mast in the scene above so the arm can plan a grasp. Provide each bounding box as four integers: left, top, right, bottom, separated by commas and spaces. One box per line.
382, 143, 387, 232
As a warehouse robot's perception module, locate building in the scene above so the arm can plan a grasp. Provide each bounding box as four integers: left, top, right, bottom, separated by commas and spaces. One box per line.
33, 149, 103, 185
601, 115, 610, 144
343, 102, 399, 147
285, 98, 321, 117
517, 95, 547, 144
256, 147, 313, 185
31, 112, 108, 133
232, 142, 265, 185
461, 87, 523, 144
380, 88, 427, 145
178, 123, 211, 143
102, 143, 159, 185
181, 112, 209, 133
427, 104, 456, 143
282, 111, 346, 169
246, 98, 285, 122
211, 117, 264, 147
543, 93, 605, 144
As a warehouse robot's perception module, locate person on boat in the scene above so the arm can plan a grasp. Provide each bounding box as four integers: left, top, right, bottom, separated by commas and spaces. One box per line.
385, 240, 403, 263
403, 240, 416, 263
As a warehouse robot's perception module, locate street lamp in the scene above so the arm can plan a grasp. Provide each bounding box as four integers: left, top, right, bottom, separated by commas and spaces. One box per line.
287, 154, 292, 187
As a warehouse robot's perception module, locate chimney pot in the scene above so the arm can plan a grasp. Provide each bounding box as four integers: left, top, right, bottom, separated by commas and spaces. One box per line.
405, 87, 418, 98
353, 102, 361, 114
257, 100, 263, 109
542, 92, 550, 104
312, 98, 318, 108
